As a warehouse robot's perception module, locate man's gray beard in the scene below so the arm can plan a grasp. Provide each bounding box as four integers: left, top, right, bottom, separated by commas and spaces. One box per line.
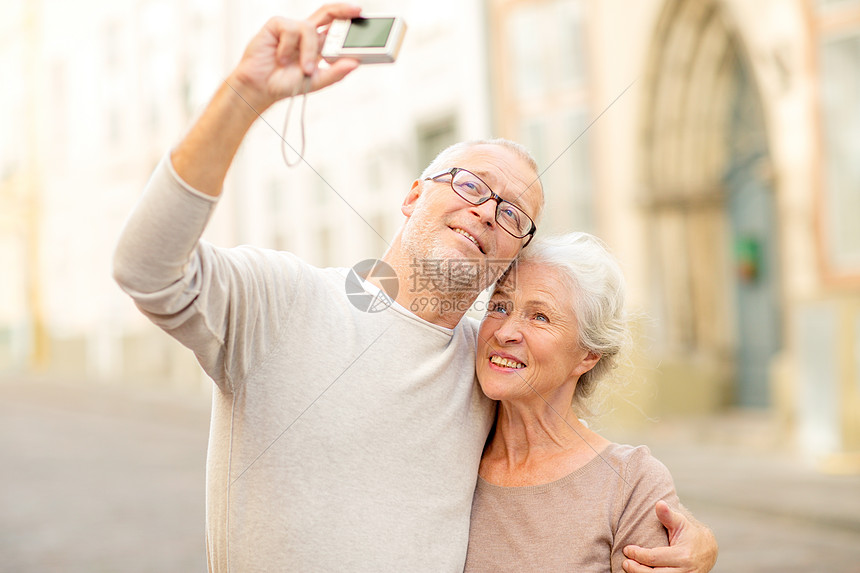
400, 230, 494, 296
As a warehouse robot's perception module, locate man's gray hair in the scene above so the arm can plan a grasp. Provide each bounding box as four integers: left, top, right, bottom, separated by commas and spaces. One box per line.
515, 232, 630, 408
419, 138, 545, 219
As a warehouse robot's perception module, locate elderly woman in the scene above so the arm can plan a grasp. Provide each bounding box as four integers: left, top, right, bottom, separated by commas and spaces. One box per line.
465, 233, 698, 572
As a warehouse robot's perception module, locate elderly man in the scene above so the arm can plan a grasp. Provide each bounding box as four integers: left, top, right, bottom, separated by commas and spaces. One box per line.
114, 4, 716, 572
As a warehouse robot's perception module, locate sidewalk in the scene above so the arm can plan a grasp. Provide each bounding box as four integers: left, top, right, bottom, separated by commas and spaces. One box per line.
2, 376, 859, 572
607, 412, 860, 572
0, 376, 211, 573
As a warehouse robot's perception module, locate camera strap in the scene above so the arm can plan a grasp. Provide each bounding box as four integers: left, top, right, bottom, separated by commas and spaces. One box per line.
281, 75, 311, 168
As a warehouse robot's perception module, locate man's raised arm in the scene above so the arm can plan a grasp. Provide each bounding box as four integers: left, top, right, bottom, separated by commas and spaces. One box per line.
171, 3, 361, 196
112, 5, 361, 330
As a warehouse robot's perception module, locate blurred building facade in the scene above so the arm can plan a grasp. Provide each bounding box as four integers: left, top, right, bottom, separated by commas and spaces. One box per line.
1, 0, 242, 389
487, 0, 860, 463
0, 0, 495, 390
1, 0, 858, 463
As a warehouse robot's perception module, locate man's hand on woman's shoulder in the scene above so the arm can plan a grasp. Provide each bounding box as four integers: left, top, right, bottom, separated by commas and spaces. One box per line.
622, 501, 718, 573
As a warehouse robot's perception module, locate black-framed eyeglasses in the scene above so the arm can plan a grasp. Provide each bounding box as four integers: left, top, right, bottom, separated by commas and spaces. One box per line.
425, 167, 537, 245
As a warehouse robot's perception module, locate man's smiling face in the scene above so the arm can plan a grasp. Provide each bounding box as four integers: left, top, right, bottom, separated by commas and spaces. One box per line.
399, 143, 543, 290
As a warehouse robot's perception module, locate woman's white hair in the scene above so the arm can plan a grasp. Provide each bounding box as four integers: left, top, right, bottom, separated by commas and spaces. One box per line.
515, 232, 630, 408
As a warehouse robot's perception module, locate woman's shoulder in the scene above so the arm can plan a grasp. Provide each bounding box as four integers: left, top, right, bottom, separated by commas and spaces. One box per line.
602, 443, 674, 483
602, 442, 654, 460
605, 443, 673, 485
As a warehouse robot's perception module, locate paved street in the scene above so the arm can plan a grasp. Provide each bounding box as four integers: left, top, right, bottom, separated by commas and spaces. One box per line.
610, 420, 860, 573
0, 378, 210, 573
1, 376, 859, 572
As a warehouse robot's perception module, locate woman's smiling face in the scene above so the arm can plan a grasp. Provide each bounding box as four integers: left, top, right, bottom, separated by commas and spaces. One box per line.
476, 262, 599, 404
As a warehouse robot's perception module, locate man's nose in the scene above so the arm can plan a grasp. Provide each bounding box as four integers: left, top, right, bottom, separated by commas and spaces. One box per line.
470, 198, 497, 227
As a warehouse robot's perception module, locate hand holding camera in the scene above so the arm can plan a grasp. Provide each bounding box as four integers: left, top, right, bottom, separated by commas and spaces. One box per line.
228, 5, 406, 113
228, 4, 363, 111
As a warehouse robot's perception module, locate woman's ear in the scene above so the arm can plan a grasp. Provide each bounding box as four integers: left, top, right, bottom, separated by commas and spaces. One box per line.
574, 351, 601, 377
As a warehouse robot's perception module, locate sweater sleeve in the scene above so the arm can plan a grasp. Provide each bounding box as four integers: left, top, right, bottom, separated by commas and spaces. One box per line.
610, 446, 679, 572
113, 154, 303, 393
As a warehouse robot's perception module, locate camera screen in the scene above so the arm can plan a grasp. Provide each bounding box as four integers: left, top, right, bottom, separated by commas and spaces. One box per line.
343, 18, 395, 48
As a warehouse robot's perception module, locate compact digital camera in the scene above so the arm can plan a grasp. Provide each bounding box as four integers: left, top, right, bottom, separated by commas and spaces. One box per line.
322, 16, 407, 64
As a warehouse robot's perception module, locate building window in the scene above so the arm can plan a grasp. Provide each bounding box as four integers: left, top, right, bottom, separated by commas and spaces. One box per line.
507, 1, 587, 98
491, 0, 593, 234
416, 116, 458, 173
509, 5, 545, 98
817, 2, 860, 276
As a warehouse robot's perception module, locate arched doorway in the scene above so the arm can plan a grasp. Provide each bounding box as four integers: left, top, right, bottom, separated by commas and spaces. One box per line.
640, 0, 782, 408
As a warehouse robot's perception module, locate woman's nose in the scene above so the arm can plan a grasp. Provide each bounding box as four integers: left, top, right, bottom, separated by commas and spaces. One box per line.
493, 317, 523, 344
